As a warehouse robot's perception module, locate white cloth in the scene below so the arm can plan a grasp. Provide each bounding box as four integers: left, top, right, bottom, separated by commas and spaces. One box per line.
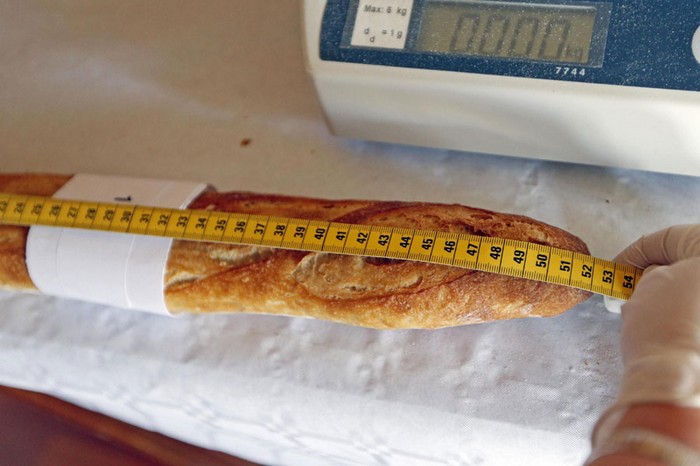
1, 1, 698, 465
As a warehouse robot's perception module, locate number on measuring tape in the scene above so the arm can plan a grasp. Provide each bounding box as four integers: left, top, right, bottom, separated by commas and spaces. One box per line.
0, 192, 641, 300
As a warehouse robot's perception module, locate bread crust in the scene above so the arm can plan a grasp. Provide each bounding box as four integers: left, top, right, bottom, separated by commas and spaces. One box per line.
0, 174, 591, 328
0, 174, 73, 291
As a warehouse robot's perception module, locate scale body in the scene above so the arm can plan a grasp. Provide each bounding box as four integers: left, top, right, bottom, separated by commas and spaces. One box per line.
303, 0, 700, 175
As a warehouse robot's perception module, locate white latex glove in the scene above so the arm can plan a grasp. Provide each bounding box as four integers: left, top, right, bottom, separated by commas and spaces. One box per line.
587, 226, 700, 464
613, 225, 700, 408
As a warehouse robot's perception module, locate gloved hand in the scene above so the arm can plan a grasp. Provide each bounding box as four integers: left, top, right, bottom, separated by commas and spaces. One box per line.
612, 225, 700, 409
588, 226, 700, 464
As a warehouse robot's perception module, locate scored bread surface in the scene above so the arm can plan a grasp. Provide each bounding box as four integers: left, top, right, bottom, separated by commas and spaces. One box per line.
0, 174, 591, 329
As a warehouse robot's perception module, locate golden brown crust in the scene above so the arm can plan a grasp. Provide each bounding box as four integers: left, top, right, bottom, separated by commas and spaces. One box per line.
164, 191, 592, 328
0, 174, 592, 328
0, 174, 73, 290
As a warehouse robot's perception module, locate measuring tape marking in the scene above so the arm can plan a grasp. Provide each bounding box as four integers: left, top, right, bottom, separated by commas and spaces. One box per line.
0, 193, 641, 300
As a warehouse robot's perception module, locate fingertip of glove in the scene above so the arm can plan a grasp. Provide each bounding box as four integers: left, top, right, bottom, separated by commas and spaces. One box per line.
604, 296, 625, 314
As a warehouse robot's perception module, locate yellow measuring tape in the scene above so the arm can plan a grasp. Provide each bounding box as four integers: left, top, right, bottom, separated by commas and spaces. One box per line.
0, 192, 641, 300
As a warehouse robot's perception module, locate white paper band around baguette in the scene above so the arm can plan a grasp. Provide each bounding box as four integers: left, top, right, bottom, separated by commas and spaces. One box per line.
26, 174, 209, 315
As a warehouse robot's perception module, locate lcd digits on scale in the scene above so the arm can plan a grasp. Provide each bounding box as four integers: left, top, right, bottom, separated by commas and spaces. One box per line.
417, 1, 598, 65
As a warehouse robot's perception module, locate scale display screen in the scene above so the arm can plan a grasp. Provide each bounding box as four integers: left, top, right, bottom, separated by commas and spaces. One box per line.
416, 1, 599, 65
343, 0, 610, 67
324, 0, 699, 91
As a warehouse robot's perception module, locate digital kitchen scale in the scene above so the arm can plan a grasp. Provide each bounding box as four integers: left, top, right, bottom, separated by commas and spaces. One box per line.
303, 0, 700, 175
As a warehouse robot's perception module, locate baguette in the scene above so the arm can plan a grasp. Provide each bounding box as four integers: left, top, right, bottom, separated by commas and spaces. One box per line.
0, 174, 591, 329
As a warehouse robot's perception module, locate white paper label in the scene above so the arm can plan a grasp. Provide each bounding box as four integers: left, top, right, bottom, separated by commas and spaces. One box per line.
350, 0, 413, 50
26, 174, 209, 315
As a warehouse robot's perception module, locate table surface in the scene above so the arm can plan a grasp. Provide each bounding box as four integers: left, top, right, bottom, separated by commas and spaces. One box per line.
2, 2, 700, 465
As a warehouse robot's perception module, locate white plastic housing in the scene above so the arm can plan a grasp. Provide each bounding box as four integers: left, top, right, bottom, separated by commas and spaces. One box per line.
303, 0, 700, 176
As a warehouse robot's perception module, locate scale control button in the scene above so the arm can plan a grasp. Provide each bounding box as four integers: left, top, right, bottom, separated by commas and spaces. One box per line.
694, 25, 700, 64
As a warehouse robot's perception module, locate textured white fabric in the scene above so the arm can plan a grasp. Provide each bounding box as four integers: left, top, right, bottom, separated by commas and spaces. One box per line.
0, 291, 612, 465
1, 1, 699, 465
